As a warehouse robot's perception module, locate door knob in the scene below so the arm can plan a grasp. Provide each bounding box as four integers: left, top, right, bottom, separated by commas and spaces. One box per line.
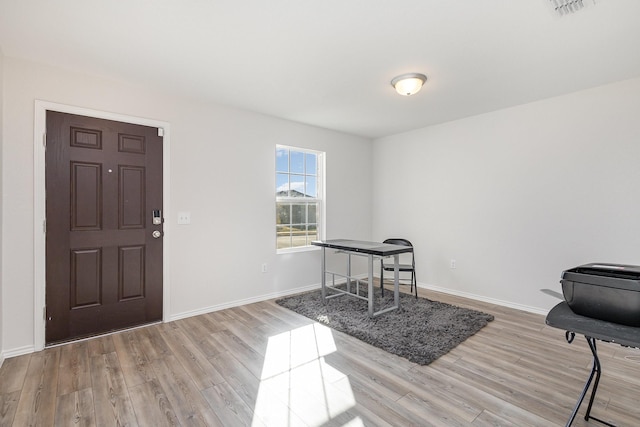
152, 230, 162, 238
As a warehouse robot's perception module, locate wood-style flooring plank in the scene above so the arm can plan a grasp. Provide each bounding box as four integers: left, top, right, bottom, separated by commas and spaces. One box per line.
330, 376, 396, 427
127, 379, 179, 427
396, 391, 471, 427
221, 305, 264, 329
0, 357, 28, 425
444, 351, 577, 424
86, 335, 115, 357
0, 355, 30, 394
160, 328, 225, 391
111, 331, 156, 388
1, 286, 639, 426
207, 350, 261, 410
12, 348, 59, 427
209, 329, 265, 380
57, 341, 91, 396
259, 303, 314, 329
408, 362, 552, 427
0, 391, 20, 426
343, 370, 427, 427
472, 409, 525, 427
174, 316, 223, 359
201, 381, 261, 427
53, 388, 96, 427
265, 364, 367, 427
89, 352, 138, 427
149, 355, 222, 426
134, 325, 172, 362
221, 319, 270, 357
250, 392, 310, 427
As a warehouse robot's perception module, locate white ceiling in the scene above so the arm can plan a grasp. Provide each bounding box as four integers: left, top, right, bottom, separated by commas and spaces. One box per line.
1, 0, 640, 139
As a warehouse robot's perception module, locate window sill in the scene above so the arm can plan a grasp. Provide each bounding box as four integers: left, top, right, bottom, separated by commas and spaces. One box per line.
277, 245, 320, 255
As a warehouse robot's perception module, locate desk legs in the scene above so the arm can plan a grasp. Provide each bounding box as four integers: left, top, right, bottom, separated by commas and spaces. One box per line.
366, 254, 398, 316
347, 253, 352, 294
320, 247, 326, 301
367, 254, 374, 316
565, 336, 614, 427
319, 248, 401, 317
393, 254, 400, 309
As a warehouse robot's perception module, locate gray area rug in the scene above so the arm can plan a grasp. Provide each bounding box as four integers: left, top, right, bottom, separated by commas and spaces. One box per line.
276, 285, 494, 365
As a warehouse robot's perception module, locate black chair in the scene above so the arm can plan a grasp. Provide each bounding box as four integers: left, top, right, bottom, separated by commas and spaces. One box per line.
380, 238, 417, 298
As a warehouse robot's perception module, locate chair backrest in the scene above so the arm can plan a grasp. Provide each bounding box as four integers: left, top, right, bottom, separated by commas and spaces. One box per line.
382, 238, 414, 265
383, 238, 413, 248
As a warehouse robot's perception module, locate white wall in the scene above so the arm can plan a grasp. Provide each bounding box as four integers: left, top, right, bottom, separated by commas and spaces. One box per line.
1, 57, 372, 354
0, 48, 5, 364
373, 77, 640, 313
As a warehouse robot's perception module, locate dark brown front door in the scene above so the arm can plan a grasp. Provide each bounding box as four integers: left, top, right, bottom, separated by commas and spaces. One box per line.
45, 111, 163, 344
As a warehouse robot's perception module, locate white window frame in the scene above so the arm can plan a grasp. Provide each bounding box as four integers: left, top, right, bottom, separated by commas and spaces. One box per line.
276, 145, 325, 253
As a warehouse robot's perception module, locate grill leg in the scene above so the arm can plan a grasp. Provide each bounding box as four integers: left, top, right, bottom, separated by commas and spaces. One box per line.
320, 247, 326, 302
565, 336, 615, 427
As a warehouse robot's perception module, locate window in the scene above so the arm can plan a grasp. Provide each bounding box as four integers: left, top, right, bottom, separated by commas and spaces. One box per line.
276, 146, 324, 251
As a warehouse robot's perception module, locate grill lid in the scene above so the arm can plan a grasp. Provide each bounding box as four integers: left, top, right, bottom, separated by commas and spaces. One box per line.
562, 263, 640, 291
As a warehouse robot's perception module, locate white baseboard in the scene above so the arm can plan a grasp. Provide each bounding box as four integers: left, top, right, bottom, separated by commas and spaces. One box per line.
418, 283, 549, 315
1, 285, 323, 358
169, 283, 321, 322
169, 275, 373, 322
1, 280, 547, 359
2, 345, 35, 359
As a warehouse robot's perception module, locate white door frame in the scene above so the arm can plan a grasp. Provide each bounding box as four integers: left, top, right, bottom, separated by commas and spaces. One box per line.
33, 100, 171, 351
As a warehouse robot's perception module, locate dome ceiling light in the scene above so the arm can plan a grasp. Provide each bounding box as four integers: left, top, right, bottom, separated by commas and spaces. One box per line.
390, 73, 427, 96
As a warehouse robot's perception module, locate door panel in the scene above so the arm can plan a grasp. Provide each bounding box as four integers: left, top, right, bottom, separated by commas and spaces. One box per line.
70, 248, 102, 308
119, 245, 145, 300
45, 111, 163, 344
119, 166, 145, 228
71, 162, 102, 230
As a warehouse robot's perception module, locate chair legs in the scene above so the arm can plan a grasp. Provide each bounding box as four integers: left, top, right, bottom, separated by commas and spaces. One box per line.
411, 271, 418, 299
380, 268, 418, 299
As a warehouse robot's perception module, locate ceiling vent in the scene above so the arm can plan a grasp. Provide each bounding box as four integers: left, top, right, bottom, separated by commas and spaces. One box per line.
550, 0, 595, 16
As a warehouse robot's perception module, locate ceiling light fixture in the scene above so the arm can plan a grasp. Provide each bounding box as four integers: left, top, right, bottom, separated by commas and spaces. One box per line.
391, 73, 427, 96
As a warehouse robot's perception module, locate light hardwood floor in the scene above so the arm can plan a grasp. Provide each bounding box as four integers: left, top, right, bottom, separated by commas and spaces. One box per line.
1, 286, 640, 426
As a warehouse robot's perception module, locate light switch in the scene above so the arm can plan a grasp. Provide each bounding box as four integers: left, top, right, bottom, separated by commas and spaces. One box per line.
177, 211, 191, 225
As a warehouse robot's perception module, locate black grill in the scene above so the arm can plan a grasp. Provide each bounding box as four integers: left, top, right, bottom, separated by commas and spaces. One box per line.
561, 263, 640, 326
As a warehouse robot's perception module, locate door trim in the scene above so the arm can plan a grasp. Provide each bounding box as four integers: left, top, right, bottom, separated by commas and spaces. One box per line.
34, 100, 171, 351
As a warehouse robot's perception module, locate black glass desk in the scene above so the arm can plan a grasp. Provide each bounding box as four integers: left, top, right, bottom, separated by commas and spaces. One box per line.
546, 302, 640, 427
311, 239, 413, 317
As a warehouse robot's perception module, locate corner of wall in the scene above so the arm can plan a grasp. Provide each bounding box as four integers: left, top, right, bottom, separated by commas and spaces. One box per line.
0, 47, 5, 366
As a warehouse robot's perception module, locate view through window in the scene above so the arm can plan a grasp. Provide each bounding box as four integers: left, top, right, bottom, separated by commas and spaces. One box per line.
276, 146, 323, 250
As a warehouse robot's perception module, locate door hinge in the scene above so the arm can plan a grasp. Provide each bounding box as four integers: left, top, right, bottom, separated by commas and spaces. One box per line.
43, 132, 47, 148
157, 128, 164, 137
43, 306, 47, 321
43, 219, 46, 234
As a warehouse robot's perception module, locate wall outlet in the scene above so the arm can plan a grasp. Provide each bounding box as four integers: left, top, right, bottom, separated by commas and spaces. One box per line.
450, 259, 457, 269
261, 263, 268, 273
177, 211, 191, 225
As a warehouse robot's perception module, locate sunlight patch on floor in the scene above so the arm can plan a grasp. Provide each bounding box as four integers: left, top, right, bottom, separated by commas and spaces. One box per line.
253, 323, 363, 426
